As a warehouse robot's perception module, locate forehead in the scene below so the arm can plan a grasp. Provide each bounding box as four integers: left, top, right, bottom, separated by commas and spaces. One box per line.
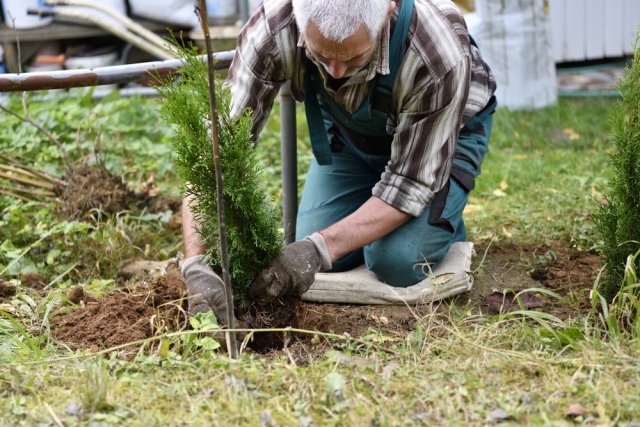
304, 21, 374, 59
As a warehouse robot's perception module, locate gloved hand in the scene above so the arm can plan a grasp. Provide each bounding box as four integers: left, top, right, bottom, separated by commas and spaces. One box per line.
181, 255, 240, 331
249, 232, 332, 303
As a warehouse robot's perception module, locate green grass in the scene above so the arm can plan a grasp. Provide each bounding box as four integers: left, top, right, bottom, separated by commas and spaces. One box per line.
2, 92, 640, 425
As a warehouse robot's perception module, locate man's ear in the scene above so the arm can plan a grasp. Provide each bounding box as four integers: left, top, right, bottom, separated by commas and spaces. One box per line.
387, 1, 397, 22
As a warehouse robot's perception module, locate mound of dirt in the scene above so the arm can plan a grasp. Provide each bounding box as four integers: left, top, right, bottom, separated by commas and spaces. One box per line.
56, 164, 142, 220
51, 271, 187, 352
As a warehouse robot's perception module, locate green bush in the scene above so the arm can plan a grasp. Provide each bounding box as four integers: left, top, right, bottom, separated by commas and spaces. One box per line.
595, 39, 640, 301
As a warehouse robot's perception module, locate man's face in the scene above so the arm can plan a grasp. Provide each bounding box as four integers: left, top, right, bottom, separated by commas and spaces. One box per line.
304, 21, 377, 80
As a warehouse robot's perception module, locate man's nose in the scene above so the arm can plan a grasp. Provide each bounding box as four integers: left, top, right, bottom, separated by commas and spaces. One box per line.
327, 61, 348, 79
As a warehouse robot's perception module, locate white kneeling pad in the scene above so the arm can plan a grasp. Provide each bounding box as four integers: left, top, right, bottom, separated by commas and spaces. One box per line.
301, 242, 474, 305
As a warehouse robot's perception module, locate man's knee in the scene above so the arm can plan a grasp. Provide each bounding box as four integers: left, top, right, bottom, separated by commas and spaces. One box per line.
364, 235, 452, 287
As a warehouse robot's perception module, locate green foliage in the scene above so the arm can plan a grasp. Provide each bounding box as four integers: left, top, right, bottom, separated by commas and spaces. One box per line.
155, 47, 282, 306
589, 248, 640, 339
594, 40, 640, 301
0, 92, 181, 283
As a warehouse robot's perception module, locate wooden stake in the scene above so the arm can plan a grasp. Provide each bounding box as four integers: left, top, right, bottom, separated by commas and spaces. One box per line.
0, 171, 55, 190
0, 154, 67, 187
197, 0, 238, 359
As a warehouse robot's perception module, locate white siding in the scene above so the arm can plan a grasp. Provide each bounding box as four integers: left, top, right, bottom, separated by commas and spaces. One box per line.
550, 0, 640, 62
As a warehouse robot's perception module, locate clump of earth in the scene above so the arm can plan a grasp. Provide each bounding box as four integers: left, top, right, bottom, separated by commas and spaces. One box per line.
55, 163, 149, 220
51, 270, 188, 352
0, 279, 17, 301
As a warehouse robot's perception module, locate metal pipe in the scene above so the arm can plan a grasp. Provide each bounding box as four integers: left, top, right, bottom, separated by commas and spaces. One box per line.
43, 0, 172, 52
28, 7, 174, 60
0, 51, 234, 92
279, 81, 298, 244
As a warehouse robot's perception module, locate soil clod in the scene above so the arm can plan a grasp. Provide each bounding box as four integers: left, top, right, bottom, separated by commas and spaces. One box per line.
0, 279, 17, 300
20, 272, 47, 289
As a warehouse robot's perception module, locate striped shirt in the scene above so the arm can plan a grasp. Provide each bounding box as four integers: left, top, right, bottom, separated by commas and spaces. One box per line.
227, 0, 496, 217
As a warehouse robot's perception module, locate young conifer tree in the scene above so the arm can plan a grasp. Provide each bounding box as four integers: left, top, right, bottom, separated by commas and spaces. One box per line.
594, 38, 640, 301
156, 47, 282, 307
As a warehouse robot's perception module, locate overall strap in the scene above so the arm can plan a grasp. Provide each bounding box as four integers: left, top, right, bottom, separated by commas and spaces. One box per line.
374, 0, 414, 114
304, 0, 414, 165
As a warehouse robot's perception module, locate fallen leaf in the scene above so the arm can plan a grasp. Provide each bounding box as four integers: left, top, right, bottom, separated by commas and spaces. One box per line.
565, 403, 587, 418
488, 408, 512, 421
499, 180, 508, 190
563, 128, 581, 141
323, 372, 346, 395
432, 273, 454, 286
382, 362, 399, 379
475, 233, 496, 242
371, 335, 401, 343
464, 204, 483, 214
0, 304, 17, 315
493, 189, 506, 197
513, 154, 528, 160
502, 227, 513, 238
379, 316, 389, 325
484, 291, 544, 314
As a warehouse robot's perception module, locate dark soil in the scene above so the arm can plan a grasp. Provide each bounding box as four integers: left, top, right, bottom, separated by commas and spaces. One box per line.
48, 241, 603, 353
20, 272, 47, 290
51, 270, 188, 352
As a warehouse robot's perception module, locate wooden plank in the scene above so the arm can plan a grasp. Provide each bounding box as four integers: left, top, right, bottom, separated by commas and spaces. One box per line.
585, 0, 605, 60
604, 0, 625, 57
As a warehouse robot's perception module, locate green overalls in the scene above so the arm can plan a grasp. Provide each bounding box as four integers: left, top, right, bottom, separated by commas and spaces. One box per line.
297, 0, 497, 286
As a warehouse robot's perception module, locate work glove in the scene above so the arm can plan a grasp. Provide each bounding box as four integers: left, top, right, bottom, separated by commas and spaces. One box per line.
249, 232, 332, 303
181, 255, 245, 341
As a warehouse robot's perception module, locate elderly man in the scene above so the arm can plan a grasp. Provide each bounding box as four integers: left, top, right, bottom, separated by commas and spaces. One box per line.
181, 0, 496, 318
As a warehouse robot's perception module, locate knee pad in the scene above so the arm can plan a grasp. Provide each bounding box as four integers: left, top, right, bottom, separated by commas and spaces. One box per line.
365, 238, 451, 288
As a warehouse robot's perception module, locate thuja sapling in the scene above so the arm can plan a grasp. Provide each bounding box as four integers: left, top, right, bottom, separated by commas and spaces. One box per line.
594, 38, 640, 301
156, 47, 282, 308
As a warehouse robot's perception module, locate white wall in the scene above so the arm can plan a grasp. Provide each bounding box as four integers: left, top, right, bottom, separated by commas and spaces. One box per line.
549, 0, 640, 62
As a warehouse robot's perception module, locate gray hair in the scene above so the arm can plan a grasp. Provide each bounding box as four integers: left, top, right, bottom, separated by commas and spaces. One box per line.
292, 0, 391, 42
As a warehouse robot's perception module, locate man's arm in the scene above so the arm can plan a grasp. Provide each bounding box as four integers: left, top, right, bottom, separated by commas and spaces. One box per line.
182, 195, 205, 259
321, 196, 410, 262
248, 196, 411, 303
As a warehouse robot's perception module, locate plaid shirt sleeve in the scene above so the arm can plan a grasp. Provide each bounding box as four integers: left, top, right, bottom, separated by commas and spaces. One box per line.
373, 54, 472, 217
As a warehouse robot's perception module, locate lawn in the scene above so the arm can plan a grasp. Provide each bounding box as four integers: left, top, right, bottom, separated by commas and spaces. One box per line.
1, 89, 639, 426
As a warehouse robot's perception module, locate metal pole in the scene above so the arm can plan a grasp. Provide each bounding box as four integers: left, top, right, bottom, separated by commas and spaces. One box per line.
279, 81, 297, 245
0, 52, 234, 92
197, 0, 238, 359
